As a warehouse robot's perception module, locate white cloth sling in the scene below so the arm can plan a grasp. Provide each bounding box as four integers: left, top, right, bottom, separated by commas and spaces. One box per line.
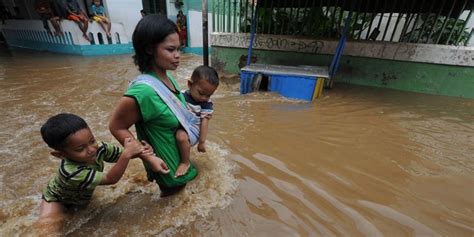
129, 74, 200, 146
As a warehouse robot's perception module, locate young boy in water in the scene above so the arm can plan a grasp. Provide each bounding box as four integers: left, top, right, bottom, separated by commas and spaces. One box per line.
175, 65, 219, 177
37, 113, 169, 232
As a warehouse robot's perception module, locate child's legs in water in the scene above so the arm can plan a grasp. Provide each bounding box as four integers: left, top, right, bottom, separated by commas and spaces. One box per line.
36, 200, 66, 234
175, 128, 191, 177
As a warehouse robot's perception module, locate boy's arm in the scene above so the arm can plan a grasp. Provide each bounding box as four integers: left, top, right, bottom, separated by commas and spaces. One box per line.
99, 137, 142, 185
99, 151, 131, 185
197, 118, 209, 152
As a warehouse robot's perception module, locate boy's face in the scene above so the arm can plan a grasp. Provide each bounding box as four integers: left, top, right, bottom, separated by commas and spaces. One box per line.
94, 0, 100, 6
52, 128, 99, 164
187, 79, 217, 103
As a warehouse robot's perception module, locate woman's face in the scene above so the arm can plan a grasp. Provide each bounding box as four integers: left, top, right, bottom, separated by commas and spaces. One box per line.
154, 33, 180, 71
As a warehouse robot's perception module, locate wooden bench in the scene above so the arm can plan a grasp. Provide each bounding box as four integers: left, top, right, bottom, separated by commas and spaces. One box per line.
240, 64, 329, 101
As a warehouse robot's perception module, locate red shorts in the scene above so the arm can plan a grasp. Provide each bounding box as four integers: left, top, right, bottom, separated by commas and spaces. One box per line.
68, 14, 81, 21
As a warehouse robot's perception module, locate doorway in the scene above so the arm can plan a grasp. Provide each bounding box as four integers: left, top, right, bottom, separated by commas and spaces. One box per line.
142, 0, 167, 16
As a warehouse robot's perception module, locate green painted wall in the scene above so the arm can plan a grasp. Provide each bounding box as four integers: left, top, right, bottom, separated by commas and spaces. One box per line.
211, 47, 474, 98
184, 0, 211, 11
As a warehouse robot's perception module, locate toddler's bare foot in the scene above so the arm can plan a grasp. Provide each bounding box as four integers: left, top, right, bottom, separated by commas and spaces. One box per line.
175, 162, 190, 177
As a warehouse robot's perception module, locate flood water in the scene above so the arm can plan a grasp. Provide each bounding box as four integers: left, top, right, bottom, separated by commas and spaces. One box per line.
0, 49, 473, 236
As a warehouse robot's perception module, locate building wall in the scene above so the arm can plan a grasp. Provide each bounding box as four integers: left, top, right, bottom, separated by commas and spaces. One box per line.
166, 0, 179, 23
0, 0, 141, 43
180, 0, 213, 54
188, 10, 212, 49
212, 33, 474, 67
1, 19, 132, 55
105, 0, 142, 40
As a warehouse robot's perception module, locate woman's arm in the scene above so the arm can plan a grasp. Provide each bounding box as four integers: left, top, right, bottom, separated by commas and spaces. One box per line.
109, 96, 139, 145
109, 96, 170, 173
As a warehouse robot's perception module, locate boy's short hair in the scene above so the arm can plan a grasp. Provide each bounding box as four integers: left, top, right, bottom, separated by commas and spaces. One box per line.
191, 65, 219, 87
132, 14, 178, 73
41, 113, 88, 149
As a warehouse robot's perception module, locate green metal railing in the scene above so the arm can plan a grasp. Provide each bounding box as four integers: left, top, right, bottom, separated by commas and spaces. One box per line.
212, 0, 474, 46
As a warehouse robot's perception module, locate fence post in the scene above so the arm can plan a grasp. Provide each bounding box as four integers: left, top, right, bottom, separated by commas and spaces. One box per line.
203, 0, 209, 66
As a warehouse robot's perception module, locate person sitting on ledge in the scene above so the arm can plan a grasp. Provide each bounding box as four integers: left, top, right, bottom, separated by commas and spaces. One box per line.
91, 0, 111, 39
65, 0, 90, 41
35, 0, 63, 36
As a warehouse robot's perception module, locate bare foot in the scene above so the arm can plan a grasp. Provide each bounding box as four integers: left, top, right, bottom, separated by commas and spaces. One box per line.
175, 162, 190, 177
83, 34, 91, 42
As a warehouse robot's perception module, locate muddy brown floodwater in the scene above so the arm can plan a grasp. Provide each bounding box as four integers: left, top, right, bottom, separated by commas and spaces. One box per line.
0, 50, 473, 236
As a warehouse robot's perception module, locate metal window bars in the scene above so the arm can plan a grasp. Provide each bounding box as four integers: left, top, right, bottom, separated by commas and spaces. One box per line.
212, 0, 474, 46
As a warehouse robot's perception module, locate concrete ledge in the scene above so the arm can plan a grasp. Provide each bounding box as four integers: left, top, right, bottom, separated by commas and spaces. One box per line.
211, 33, 474, 67
7, 41, 133, 56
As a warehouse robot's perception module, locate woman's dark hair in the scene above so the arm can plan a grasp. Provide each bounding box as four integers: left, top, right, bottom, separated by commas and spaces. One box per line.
41, 113, 89, 149
132, 14, 178, 73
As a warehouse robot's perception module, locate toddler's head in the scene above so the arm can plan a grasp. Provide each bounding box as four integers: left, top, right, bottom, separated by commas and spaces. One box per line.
188, 65, 219, 103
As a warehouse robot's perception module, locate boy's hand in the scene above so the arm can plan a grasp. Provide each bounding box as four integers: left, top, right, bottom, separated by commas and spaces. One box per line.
123, 137, 143, 158
197, 141, 206, 153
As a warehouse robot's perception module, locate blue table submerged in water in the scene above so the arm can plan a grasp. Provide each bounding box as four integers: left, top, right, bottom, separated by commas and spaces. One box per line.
240, 64, 329, 102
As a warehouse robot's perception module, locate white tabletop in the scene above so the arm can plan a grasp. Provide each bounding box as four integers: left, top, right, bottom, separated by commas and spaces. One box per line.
241, 64, 330, 78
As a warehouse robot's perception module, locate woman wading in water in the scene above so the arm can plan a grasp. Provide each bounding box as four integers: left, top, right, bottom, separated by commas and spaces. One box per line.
109, 15, 198, 196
